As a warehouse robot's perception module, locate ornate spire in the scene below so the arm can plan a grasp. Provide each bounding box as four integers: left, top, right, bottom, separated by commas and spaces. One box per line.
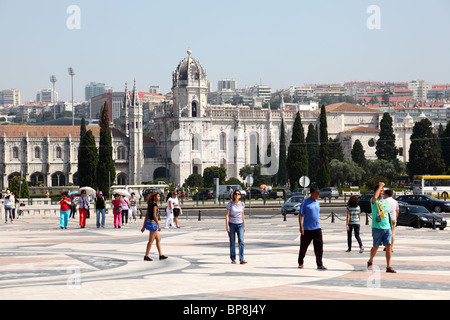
131, 79, 140, 106
123, 81, 131, 107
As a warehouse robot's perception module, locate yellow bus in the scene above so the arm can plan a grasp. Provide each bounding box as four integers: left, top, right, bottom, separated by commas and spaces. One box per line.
413, 175, 450, 197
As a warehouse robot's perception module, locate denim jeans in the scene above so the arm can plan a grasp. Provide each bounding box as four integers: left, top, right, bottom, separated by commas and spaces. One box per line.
96, 208, 106, 228
228, 222, 245, 261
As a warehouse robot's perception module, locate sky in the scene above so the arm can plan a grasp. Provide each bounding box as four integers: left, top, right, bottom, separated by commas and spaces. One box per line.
1, 0, 449, 102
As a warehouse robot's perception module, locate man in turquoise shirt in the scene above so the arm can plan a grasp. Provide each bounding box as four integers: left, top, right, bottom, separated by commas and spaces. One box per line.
367, 182, 396, 273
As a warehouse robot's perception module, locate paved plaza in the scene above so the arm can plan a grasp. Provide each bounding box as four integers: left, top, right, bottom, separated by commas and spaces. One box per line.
1, 210, 449, 301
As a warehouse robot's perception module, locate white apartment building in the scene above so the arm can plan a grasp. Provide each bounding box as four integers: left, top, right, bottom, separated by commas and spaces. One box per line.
408, 80, 432, 101
36, 88, 58, 104
0, 89, 20, 106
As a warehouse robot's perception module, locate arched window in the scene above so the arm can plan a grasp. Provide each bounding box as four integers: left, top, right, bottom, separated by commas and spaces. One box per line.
117, 146, 126, 160
219, 132, 226, 151
56, 147, 62, 159
192, 101, 197, 117
34, 147, 41, 159
192, 136, 199, 151
12, 147, 19, 159
51, 172, 66, 187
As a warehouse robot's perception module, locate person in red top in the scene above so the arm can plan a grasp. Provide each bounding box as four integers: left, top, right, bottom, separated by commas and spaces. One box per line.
58, 191, 71, 229
112, 193, 122, 228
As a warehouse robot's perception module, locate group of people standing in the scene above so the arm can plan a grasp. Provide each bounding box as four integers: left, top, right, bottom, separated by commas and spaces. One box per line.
3, 190, 21, 224
297, 183, 399, 273
55, 183, 400, 272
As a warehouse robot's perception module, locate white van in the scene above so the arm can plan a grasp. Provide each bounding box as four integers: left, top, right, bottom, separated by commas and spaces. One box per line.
218, 185, 247, 199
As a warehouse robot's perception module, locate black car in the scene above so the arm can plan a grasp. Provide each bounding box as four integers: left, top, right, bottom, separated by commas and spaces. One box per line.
395, 194, 450, 213
398, 203, 447, 230
269, 188, 291, 199
249, 188, 268, 200
142, 188, 165, 202
358, 194, 373, 214
192, 189, 215, 200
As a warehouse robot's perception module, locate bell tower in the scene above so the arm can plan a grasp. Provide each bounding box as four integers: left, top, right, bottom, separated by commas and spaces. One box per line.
172, 49, 209, 118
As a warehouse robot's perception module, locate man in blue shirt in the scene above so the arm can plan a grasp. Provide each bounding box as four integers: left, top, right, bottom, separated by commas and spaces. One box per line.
298, 186, 327, 270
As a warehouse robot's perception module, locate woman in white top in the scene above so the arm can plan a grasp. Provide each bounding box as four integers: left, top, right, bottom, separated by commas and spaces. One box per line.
171, 191, 182, 228
164, 192, 176, 229
226, 189, 247, 264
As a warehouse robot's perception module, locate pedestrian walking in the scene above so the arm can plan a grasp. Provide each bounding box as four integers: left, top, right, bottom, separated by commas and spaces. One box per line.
11, 192, 16, 221
346, 195, 364, 253
95, 191, 106, 228
129, 192, 137, 224
383, 189, 399, 253
367, 182, 396, 273
112, 193, 122, 228
78, 190, 90, 228
226, 189, 247, 264
164, 192, 176, 229
121, 195, 130, 225
172, 190, 182, 228
4, 190, 13, 224
298, 186, 327, 270
141, 192, 168, 261
57, 191, 71, 229
69, 194, 77, 218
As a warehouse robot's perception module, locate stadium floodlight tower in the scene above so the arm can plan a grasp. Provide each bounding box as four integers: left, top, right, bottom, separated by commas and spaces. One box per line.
68, 67, 75, 125
50, 75, 57, 119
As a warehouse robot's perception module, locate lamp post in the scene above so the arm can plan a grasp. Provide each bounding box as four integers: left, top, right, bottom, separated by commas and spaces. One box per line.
50, 75, 57, 120
68, 67, 75, 125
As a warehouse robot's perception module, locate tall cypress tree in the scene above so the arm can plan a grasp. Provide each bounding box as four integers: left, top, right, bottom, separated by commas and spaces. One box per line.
408, 118, 445, 176
440, 120, 450, 171
97, 102, 116, 197
316, 105, 330, 188
277, 119, 287, 186
286, 112, 308, 191
376, 112, 398, 161
306, 123, 319, 183
351, 139, 366, 168
79, 130, 98, 188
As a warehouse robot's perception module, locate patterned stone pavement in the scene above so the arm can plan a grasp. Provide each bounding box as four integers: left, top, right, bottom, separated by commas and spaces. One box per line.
1, 212, 449, 301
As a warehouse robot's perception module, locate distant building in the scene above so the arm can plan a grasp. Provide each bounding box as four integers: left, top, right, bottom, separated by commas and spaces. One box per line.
408, 80, 432, 101
0, 89, 20, 106
85, 82, 112, 101
36, 88, 58, 104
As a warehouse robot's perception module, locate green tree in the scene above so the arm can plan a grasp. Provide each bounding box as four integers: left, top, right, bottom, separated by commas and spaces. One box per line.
8, 176, 30, 198
328, 137, 344, 162
79, 130, 98, 188
330, 158, 364, 187
97, 102, 116, 197
276, 119, 288, 186
351, 139, 366, 167
316, 105, 330, 188
407, 118, 445, 176
78, 117, 98, 188
203, 166, 226, 187
440, 120, 450, 170
376, 112, 398, 161
185, 173, 203, 188
239, 165, 254, 180
306, 123, 319, 183
286, 112, 308, 191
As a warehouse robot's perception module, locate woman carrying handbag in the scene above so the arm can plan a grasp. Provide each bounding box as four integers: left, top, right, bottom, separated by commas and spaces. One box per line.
141, 192, 168, 261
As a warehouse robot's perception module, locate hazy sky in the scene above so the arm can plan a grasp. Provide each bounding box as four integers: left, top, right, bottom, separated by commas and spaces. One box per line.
1, 0, 449, 102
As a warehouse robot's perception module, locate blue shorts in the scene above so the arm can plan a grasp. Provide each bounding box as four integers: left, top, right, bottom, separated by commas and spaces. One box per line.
372, 228, 392, 247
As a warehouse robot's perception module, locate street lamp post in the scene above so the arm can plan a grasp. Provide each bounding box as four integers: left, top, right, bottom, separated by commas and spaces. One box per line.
68, 67, 75, 125
50, 75, 57, 120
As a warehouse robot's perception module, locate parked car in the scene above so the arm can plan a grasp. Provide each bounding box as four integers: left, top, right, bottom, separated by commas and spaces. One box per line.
142, 188, 165, 202
269, 188, 291, 199
218, 185, 247, 199
249, 188, 268, 200
281, 195, 305, 215
192, 188, 215, 201
398, 203, 447, 230
357, 194, 373, 214
395, 194, 450, 213
320, 187, 339, 199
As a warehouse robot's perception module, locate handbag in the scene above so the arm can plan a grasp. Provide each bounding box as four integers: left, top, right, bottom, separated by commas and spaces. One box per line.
145, 219, 158, 231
